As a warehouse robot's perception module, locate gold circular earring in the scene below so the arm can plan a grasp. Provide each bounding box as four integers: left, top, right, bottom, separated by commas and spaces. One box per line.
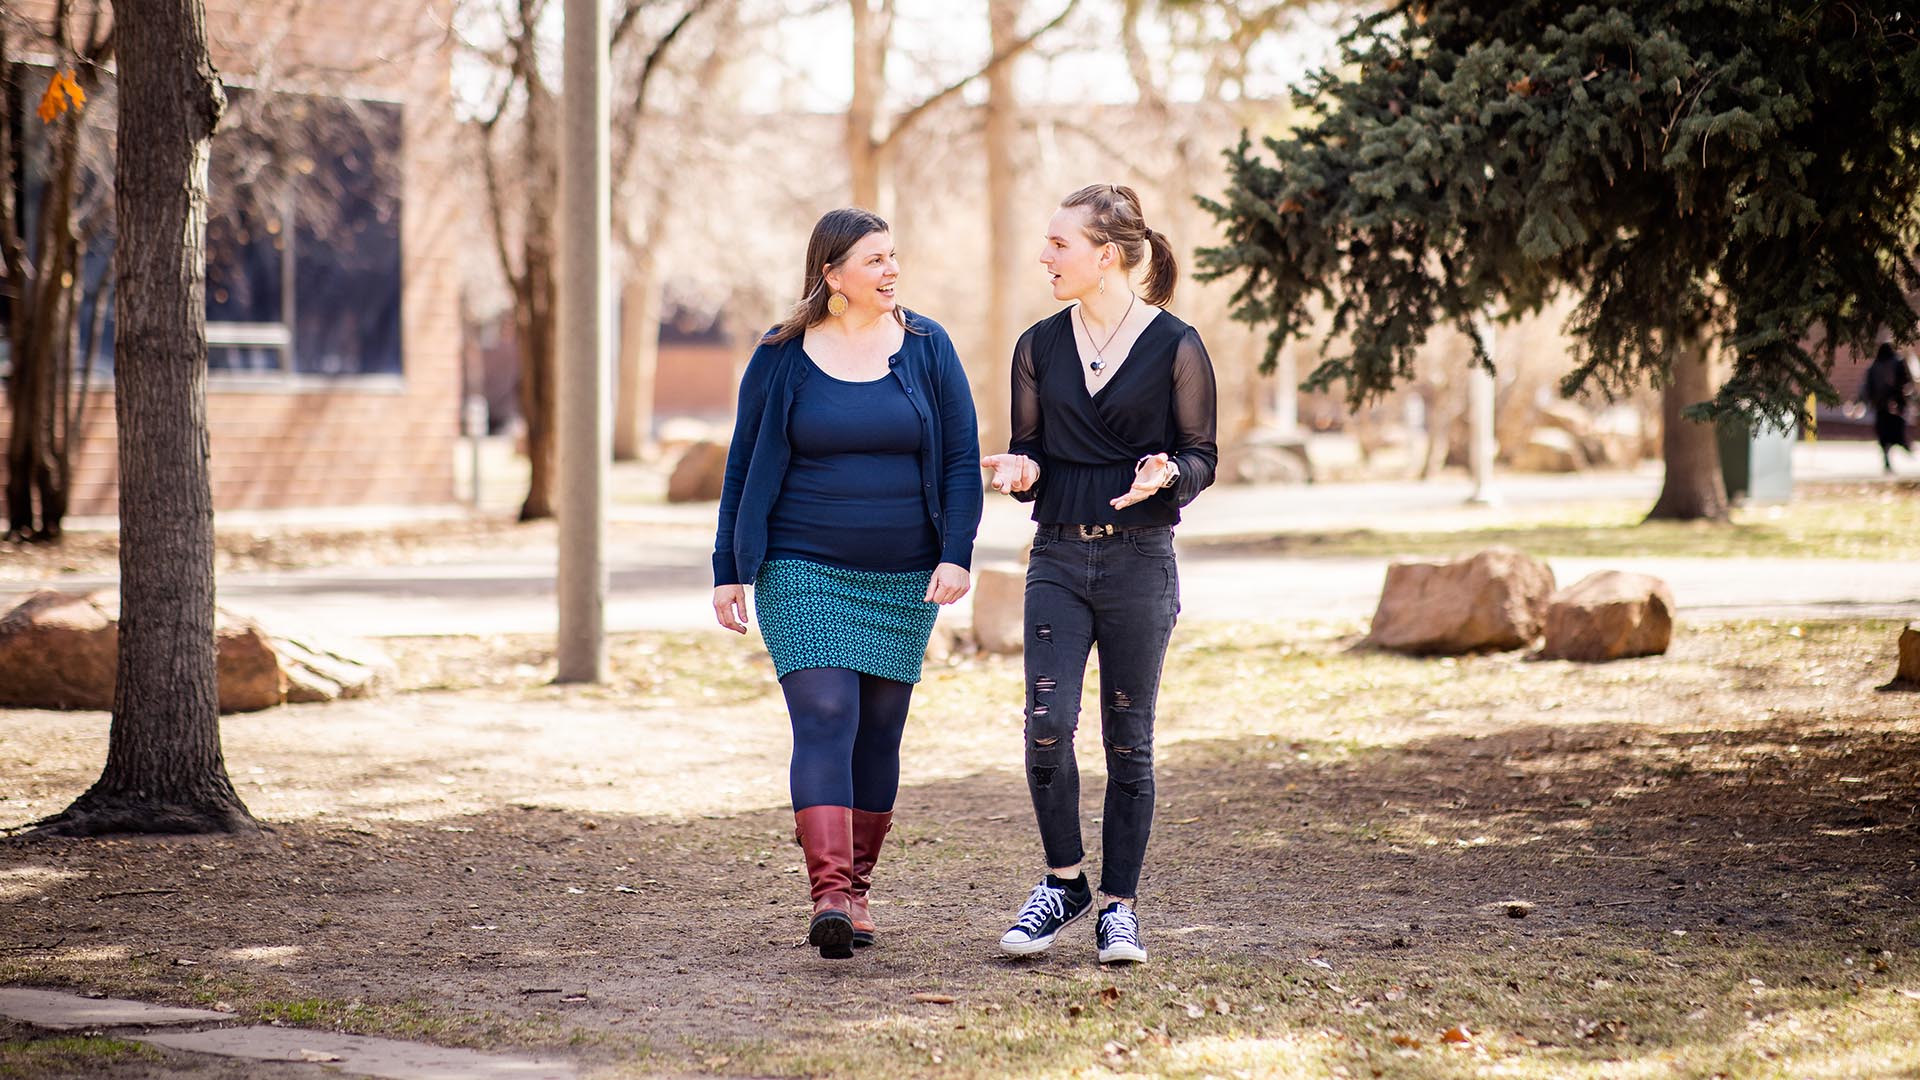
827, 291, 849, 317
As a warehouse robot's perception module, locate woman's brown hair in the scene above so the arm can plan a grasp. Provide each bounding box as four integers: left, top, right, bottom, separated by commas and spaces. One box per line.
764, 208, 916, 345
1060, 183, 1177, 307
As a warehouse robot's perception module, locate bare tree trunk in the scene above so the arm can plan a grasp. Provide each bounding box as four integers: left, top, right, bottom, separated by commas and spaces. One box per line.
612, 248, 661, 461
1645, 328, 1730, 523
37, 0, 254, 837
846, 0, 889, 213
517, 240, 558, 521
979, 0, 1020, 456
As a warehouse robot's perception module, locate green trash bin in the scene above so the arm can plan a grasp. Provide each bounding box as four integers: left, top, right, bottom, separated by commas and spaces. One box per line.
1716, 416, 1795, 503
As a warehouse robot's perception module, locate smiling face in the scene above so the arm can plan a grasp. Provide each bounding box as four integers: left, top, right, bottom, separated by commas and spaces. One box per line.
824, 230, 899, 319
1039, 205, 1113, 303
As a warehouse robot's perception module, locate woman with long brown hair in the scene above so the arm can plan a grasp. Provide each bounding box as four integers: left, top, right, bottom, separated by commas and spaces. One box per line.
712, 208, 981, 959
982, 184, 1217, 964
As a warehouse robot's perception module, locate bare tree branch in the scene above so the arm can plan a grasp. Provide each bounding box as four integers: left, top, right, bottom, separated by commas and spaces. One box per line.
879, 0, 1080, 152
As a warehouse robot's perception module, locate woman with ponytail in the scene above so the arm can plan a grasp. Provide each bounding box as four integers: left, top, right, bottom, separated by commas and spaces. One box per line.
713, 208, 981, 959
981, 184, 1217, 965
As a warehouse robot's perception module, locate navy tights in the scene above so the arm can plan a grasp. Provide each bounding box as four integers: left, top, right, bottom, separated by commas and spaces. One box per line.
781, 666, 914, 812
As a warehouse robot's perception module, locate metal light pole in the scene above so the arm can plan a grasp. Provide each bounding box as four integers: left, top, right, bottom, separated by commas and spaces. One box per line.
556, 0, 610, 682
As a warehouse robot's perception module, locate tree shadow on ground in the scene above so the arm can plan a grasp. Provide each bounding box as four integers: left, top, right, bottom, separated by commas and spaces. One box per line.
4, 712, 1918, 1078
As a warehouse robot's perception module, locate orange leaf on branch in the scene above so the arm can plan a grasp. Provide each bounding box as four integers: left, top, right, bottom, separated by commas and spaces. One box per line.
36, 70, 86, 124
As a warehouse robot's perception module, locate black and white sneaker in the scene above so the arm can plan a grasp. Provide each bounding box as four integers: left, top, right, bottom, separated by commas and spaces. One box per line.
1095, 902, 1147, 964
998, 876, 1093, 956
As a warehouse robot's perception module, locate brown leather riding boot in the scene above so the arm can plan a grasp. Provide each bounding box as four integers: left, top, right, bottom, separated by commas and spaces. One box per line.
848, 809, 894, 947
794, 805, 856, 959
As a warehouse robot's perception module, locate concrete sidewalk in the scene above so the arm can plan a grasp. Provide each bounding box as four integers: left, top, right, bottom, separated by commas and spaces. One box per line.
7, 441, 1916, 636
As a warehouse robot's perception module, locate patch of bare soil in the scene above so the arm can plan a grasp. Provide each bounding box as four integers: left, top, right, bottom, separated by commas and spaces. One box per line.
3, 621, 1919, 1078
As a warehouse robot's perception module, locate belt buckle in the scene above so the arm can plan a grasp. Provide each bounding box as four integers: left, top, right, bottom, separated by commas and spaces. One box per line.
1076, 524, 1114, 541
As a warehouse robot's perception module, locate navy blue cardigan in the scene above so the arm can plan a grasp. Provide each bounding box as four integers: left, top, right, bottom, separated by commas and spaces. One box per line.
712, 313, 982, 588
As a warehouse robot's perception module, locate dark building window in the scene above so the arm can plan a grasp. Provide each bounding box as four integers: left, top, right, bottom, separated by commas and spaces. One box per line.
2, 67, 403, 382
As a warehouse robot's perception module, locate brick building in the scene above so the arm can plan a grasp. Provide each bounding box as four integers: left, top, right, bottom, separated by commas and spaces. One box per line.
0, 0, 463, 516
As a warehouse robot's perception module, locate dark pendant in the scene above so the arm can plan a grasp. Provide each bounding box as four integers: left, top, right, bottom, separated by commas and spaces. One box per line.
1089, 358, 1106, 373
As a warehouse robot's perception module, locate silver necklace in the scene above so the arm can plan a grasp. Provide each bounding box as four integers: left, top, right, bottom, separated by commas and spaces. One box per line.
1077, 293, 1136, 375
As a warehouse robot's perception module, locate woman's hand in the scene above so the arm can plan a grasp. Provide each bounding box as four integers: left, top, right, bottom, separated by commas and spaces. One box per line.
713, 585, 749, 634
980, 454, 1039, 494
924, 562, 971, 605
1110, 453, 1173, 509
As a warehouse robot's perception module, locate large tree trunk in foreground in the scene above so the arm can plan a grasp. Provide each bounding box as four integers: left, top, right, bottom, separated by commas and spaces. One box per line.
1645, 329, 1730, 523
37, 0, 254, 837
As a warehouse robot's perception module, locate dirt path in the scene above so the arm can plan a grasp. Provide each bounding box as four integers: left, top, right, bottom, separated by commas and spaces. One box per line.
4, 620, 1920, 1078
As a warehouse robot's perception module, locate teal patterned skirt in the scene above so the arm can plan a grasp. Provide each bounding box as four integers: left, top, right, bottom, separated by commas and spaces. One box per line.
753, 559, 940, 684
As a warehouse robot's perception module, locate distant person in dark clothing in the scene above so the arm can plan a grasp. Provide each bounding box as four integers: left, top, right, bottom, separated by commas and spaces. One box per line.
981, 184, 1218, 965
1863, 342, 1915, 473
711, 208, 981, 959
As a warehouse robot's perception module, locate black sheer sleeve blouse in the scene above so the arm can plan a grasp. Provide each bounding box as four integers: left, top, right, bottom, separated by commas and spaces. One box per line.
1006, 307, 1218, 527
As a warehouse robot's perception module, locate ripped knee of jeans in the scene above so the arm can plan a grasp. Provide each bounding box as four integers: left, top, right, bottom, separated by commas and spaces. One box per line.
1029, 675, 1057, 720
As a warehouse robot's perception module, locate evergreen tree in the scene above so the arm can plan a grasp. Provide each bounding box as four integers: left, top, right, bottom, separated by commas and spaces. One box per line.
1199, 1, 1920, 519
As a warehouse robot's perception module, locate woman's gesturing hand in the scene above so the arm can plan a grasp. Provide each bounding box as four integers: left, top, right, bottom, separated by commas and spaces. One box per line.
924, 562, 971, 605
980, 454, 1039, 494
1111, 453, 1173, 509
713, 585, 749, 634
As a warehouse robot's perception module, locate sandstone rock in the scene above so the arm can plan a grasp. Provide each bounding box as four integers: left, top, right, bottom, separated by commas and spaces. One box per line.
666, 440, 729, 503
0, 591, 392, 712
1508, 428, 1584, 473
1531, 400, 1593, 439
0, 591, 118, 709
1539, 571, 1675, 662
1366, 547, 1556, 655
1227, 435, 1314, 485
924, 605, 973, 664
216, 617, 286, 714
268, 633, 392, 702
971, 563, 1027, 655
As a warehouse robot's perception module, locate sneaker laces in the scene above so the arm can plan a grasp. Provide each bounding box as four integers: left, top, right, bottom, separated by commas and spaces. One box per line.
1012, 882, 1069, 935
1099, 906, 1140, 948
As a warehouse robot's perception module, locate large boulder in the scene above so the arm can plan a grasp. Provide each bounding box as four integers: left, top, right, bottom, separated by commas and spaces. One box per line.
1366, 547, 1556, 655
1539, 571, 1675, 662
0, 590, 391, 713
1508, 427, 1584, 473
970, 564, 1027, 655
666, 440, 729, 503
0, 591, 119, 709
923, 604, 972, 664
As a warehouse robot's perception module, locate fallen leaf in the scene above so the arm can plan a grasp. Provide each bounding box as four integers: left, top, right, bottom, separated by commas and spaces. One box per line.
1209, 996, 1232, 1016
1067, 1003, 1084, 1017
1441, 1025, 1473, 1044
912, 993, 957, 1005
1390, 1034, 1422, 1048
1098, 986, 1121, 1007
1182, 1001, 1205, 1019
295, 1049, 343, 1063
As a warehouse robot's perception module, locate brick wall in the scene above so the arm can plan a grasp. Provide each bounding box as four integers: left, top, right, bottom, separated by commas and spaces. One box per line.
0, 0, 464, 516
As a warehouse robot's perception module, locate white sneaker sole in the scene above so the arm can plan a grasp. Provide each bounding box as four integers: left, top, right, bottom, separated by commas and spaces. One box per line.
1097, 943, 1147, 964
998, 905, 1090, 956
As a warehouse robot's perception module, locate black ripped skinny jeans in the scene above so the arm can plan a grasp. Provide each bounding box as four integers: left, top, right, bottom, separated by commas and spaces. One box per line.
1023, 523, 1180, 899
